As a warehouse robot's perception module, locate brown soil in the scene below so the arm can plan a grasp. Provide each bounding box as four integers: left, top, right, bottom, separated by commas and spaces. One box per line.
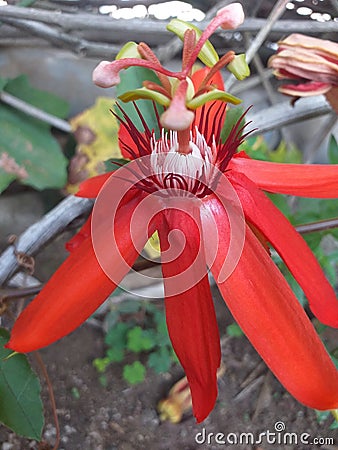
0, 293, 336, 450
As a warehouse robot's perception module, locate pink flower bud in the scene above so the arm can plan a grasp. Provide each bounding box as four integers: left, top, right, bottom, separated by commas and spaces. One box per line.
92, 61, 120, 88
217, 3, 245, 30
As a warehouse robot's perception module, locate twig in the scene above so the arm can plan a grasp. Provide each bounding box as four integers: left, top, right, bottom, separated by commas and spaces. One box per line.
239, 360, 266, 389
249, 95, 332, 137
0, 285, 43, 299
244, 34, 277, 105
0, 196, 93, 285
251, 371, 273, 421
1, 6, 337, 34
244, 32, 291, 144
304, 114, 337, 164
0, 16, 121, 57
245, 0, 289, 64
295, 217, 338, 235
0, 91, 72, 132
233, 374, 265, 402
2, 79, 324, 138
231, 69, 273, 95
155, 0, 235, 62
34, 352, 60, 450
225, 0, 289, 90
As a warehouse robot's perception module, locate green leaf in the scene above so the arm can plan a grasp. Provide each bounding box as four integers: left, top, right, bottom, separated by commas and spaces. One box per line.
329, 419, 338, 430
106, 347, 125, 363
114, 67, 164, 135
240, 136, 303, 164
267, 193, 291, 219
105, 322, 129, 347
148, 347, 171, 374
154, 315, 171, 347
0, 104, 68, 192
99, 375, 108, 388
93, 357, 111, 373
127, 326, 155, 352
328, 135, 338, 164
104, 158, 130, 173
315, 410, 330, 424
67, 97, 121, 193
104, 322, 129, 362
0, 172, 15, 193
71, 387, 80, 400
116, 300, 142, 314
123, 361, 146, 384
167, 19, 219, 67
18, 0, 38, 6
0, 74, 69, 192
269, 140, 302, 164
226, 323, 244, 337
5, 75, 69, 120
115, 66, 164, 137
221, 106, 245, 143
0, 77, 8, 92
0, 328, 44, 440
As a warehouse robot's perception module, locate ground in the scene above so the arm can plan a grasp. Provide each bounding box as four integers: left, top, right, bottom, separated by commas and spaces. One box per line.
0, 192, 336, 450
0, 298, 336, 450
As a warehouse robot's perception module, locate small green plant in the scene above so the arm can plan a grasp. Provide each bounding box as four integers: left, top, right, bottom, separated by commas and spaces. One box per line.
93, 300, 178, 384
226, 323, 244, 337
315, 410, 338, 430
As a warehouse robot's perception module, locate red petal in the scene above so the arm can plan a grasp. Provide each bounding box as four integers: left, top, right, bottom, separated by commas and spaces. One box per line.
229, 171, 338, 327
7, 193, 146, 353
76, 173, 112, 198
279, 81, 331, 97
205, 197, 338, 410
230, 156, 338, 197
65, 215, 92, 252
157, 206, 221, 422
191, 67, 224, 91
118, 121, 140, 159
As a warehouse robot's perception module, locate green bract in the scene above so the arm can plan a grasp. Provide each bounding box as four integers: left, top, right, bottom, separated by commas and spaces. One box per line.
187, 89, 242, 109
167, 19, 219, 67
118, 87, 170, 106
227, 54, 250, 80
116, 41, 142, 60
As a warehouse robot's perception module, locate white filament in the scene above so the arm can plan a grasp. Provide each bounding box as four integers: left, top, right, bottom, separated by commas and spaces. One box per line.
150, 128, 217, 194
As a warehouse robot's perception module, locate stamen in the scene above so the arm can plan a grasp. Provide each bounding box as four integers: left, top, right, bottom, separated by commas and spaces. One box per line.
112, 102, 251, 199
93, 58, 184, 88
182, 29, 197, 71
217, 106, 255, 172
164, 173, 189, 190
143, 81, 172, 99
183, 3, 244, 76
198, 51, 235, 90
138, 42, 172, 93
